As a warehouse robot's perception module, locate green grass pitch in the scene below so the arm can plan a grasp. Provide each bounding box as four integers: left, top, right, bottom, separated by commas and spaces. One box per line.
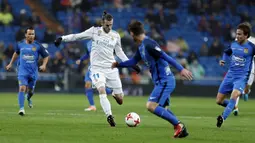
0, 93, 255, 143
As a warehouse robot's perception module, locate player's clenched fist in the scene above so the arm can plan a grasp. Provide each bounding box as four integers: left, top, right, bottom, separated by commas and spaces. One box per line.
111, 62, 119, 69
76, 60, 81, 65
5, 64, 12, 71
54, 37, 62, 47
219, 60, 225, 66
39, 65, 47, 72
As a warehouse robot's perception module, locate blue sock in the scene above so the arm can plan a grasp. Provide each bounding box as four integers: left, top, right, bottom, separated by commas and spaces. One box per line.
106, 88, 112, 95
153, 106, 179, 126
18, 92, 25, 109
222, 98, 236, 120
85, 88, 94, 106
218, 99, 229, 107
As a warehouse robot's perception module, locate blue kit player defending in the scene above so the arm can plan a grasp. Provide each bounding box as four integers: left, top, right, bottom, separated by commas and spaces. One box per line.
216, 23, 255, 127
6, 27, 49, 116
112, 21, 193, 138
76, 40, 113, 111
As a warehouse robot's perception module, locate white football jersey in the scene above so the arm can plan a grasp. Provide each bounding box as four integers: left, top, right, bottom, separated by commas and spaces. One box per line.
62, 26, 128, 69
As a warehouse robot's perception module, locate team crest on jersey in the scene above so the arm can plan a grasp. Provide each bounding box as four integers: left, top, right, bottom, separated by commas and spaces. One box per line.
111, 36, 114, 41
98, 30, 102, 36
244, 48, 248, 53
32, 47, 36, 51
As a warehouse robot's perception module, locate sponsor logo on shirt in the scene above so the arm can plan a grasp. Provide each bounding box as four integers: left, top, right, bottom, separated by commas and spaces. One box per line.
232, 55, 246, 66
98, 30, 102, 36
22, 54, 35, 63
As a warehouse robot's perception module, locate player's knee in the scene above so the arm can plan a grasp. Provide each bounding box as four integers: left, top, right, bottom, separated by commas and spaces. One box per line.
97, 86, 106, 94
85, 82, 92, 89
19, 86, 26, 92
146, 102, 157, 112
216, 98, 223, 105
231, 90, 241, 99
99, 94, 107, 99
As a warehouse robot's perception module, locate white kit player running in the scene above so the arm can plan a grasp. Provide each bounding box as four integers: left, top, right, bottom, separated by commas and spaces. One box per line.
54, 11, 140, 126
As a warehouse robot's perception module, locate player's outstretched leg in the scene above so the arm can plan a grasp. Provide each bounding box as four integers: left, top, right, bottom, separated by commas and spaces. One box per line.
147, 102, 188, 138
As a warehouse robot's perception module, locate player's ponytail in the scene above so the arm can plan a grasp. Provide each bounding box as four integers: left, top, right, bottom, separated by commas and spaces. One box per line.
101, 11, 113, 21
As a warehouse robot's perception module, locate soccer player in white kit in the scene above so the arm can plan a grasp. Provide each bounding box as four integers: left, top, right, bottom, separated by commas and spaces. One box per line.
54, 11, 139, 126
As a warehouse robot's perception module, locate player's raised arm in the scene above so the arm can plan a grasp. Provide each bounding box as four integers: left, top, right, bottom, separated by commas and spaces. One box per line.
54, 26, 95, 47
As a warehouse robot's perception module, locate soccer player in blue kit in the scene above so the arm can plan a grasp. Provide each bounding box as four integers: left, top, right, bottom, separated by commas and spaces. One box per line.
6, 27, 49, 116
216, 23, 255, 127
112, 21, 193, 138
76, 40, 112, 111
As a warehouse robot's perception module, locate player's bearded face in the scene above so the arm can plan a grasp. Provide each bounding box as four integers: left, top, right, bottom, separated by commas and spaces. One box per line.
102, 19, 113, 33
25, 29, 35, 43
236, 29, 247, 44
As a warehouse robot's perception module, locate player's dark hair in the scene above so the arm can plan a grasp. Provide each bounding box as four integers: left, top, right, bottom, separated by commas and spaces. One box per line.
102, 11, 113, 21
128, 20, 145, 36
237, 22, 251, 38
25, 26, 34, 34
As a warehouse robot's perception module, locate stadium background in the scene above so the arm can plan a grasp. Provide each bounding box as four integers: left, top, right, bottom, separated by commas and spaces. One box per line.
0, 0, 254, 97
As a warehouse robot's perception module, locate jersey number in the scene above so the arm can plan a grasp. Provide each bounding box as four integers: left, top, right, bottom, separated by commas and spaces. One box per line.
93, 73, 100, 81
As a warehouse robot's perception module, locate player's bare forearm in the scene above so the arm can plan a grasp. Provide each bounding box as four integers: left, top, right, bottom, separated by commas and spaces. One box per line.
9, 52, 18, 65
42, 56, 49, 66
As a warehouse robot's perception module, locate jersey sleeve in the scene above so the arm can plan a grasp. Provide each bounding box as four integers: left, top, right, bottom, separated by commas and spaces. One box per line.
114, 33, 129, 62
146, 45, 162, 60
38, 43, 49, 58
222, 45, 232, 61
62, 26, 95, 42
15, 43, 20, 54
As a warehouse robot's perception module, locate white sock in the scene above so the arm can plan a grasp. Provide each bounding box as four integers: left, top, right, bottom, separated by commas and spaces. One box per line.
99, 94, 112, 116
235, 96, 240, 107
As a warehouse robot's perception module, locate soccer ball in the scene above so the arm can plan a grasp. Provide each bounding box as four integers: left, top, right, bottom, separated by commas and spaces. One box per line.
125, 112, 141, 127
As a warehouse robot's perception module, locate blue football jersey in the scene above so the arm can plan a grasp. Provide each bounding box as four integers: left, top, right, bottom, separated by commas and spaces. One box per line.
16, 40, 49, 77
135, 36, 172, 84
225, 41, 255, 77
